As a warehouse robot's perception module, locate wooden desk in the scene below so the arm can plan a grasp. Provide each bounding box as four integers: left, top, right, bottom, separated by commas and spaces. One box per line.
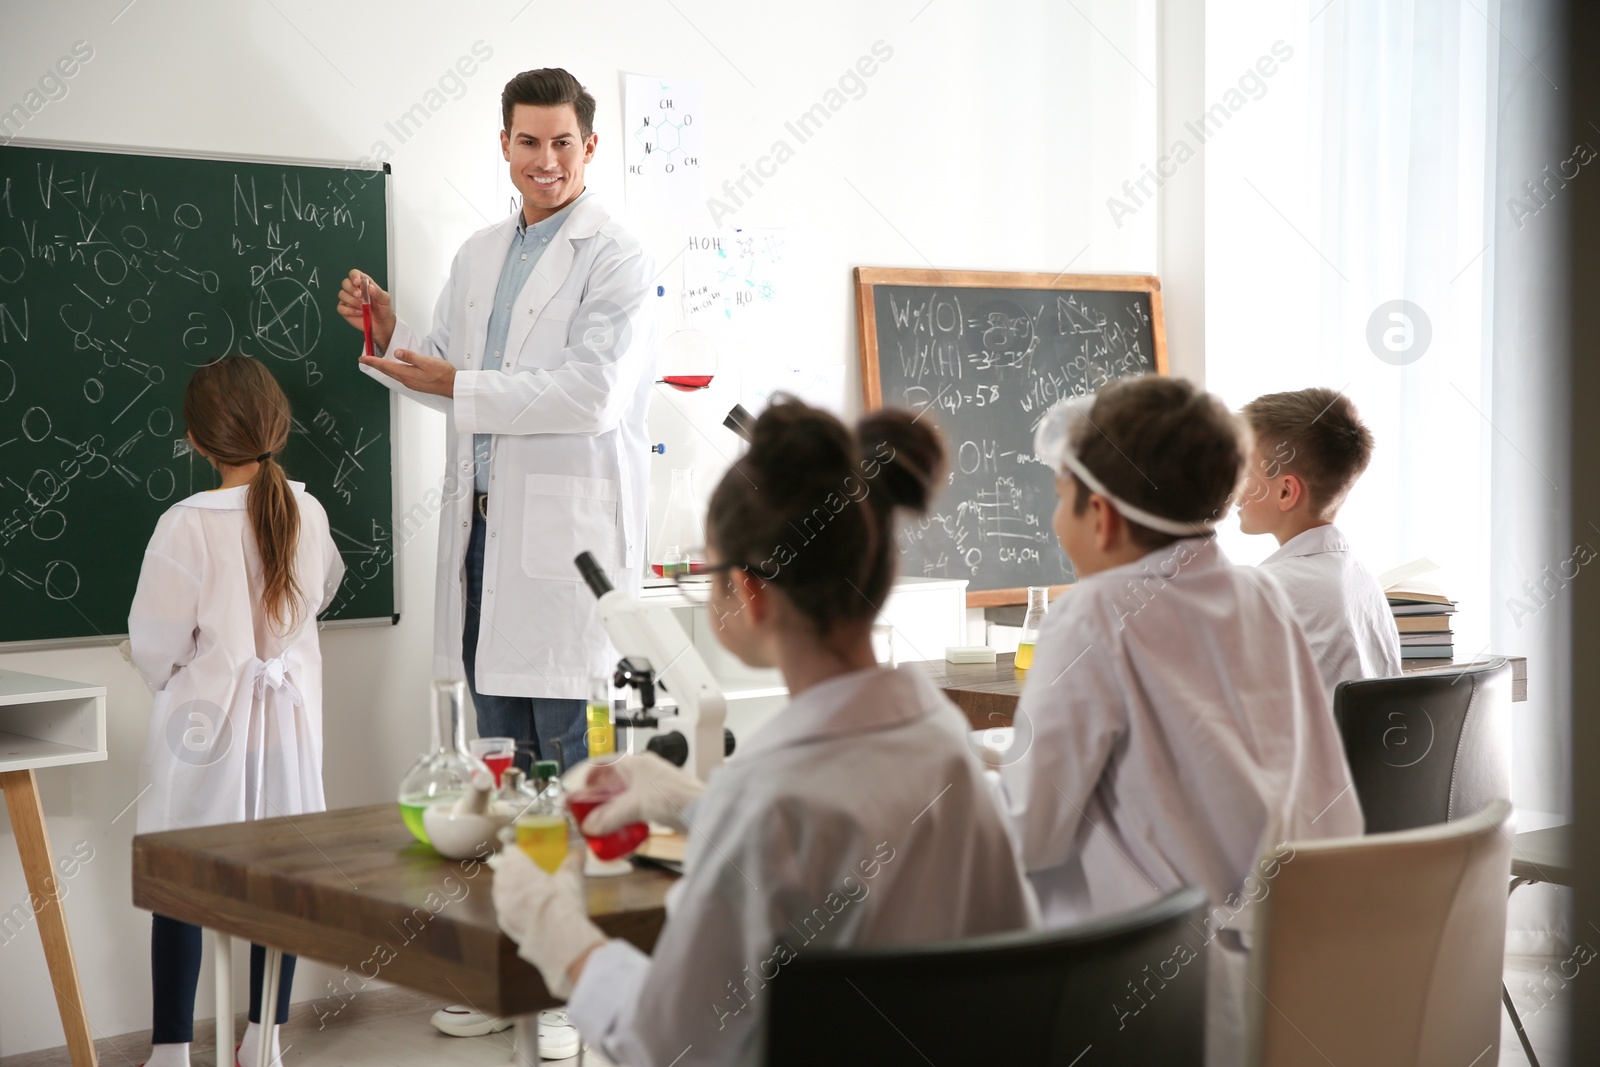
917, 654, 1529, 731
132, 804, 676, 1017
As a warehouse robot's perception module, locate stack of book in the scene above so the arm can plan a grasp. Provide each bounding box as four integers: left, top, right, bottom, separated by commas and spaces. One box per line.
1380, 559, 1456, 661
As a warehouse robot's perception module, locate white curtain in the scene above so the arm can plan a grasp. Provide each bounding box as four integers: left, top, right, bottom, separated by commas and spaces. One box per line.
1202, 0, 1568, 946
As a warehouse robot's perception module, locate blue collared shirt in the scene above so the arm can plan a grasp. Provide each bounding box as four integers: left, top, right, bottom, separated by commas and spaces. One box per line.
474, 191, 587, 493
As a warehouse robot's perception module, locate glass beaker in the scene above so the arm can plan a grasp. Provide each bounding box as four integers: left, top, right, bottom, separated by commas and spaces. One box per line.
650, 469, 707, 576
1015, 587, 1049, 671
469, 736, 515, 788
397, 679, 488, 844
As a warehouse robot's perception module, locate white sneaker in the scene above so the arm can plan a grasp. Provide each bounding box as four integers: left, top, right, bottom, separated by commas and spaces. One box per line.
430, 1004, 512, 1037
537, 1010, 582, 1060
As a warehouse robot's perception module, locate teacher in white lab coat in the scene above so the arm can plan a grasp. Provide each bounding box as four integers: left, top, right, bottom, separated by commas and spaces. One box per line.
337, 68, 657, 774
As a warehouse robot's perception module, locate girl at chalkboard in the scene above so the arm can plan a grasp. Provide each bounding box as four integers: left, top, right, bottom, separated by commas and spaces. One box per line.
129, 355, 343, 1067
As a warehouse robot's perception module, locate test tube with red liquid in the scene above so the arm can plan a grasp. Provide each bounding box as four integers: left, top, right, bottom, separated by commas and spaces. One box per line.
361, 277, 374, 356
568, 786, 649, 860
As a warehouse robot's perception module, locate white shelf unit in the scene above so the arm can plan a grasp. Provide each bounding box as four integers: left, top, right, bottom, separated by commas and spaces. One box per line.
0, 669, 108, 773
638, 575, 969, 743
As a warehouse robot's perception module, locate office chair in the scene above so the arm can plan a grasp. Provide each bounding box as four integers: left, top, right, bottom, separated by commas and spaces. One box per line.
765, 886, 1209, 1066
1246, 798, 1514, 1067
1333, 657, 1511, 832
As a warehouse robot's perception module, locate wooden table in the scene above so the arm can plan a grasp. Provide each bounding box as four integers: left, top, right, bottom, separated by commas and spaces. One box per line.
917, 654, 1530, 731
132, 805, 676, 1023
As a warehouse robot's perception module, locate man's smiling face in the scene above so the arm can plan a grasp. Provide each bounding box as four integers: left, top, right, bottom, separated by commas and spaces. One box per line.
500, 102, 596, 223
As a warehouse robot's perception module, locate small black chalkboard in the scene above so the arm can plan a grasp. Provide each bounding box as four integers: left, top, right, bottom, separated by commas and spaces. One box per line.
855, 268, 1167, 606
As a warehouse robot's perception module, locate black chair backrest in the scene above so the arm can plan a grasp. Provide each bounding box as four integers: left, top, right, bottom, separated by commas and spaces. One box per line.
1333, 658, 1511, 833
764, 886, 1209, 1067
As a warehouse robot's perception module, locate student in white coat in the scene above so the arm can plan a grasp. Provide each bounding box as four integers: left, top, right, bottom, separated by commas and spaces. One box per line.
488, 397, 1037, 1067
992, 377, 1363, 1067
129, 357, 344, 1067
1238, 387, 1402, 693
336, 67, 656, 774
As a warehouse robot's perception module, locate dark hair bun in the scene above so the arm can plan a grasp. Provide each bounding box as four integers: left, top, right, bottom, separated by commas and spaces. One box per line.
745, 396, 858, 487
856, 408, 945, 515
707, 395, 948, 631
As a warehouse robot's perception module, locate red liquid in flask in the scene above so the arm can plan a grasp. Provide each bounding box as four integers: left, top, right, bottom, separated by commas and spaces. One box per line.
481, 753, 513, 788
660, 375, 713, 390
568, 789, 649, 860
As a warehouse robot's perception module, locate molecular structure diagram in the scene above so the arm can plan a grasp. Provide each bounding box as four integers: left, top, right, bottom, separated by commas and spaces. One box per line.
631, 87, 698, 174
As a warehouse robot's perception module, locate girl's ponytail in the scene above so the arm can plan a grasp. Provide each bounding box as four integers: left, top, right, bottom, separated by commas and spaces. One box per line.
248, 452, 303, 632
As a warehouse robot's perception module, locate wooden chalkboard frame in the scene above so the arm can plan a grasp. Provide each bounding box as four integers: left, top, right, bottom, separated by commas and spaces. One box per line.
854, 267, 1168, 608
0, 138, 400, 648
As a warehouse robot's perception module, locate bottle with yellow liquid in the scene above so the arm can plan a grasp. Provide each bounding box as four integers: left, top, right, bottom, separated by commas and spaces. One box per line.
1014, 586, 1049, 671
514, 760, 571, 873
586, 675, 616, 758
397, 679, 487, 845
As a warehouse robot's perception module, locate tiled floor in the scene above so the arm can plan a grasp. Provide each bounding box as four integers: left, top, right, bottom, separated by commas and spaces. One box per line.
2, 957, 1571, 1066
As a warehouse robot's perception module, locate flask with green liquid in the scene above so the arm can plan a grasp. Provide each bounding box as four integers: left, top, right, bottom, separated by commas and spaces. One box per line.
397, 679, 487, 844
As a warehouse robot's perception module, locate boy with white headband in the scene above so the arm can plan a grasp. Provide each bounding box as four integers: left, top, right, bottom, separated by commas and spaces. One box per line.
990, 375, 1361, 1067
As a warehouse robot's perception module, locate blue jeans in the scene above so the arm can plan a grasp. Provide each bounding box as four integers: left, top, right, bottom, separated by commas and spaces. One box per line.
151, 915, 293, 1043
463, 507, 588, 773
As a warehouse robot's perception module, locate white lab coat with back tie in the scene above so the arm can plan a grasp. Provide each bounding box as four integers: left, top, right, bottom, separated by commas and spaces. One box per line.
129, 483, 344, 834
1261, 523, 1403, 692
359, 197, 657, 699
566, 665, 1038, 1067
992, 536, 1363, 1067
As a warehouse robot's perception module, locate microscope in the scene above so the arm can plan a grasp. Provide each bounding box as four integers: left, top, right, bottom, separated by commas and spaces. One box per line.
575, 551, 733, 781
574, 404, 752, 779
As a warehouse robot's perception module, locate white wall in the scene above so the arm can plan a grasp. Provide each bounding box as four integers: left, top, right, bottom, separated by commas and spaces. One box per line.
0, 0, 1155, 1055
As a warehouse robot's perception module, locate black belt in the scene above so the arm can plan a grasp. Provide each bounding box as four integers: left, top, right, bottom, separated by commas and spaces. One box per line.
475, 493, 489, 519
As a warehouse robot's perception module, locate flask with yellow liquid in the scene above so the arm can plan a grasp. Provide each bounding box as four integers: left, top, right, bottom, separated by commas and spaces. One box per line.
513, 759, 571, 873
1014, 586, 1049, 671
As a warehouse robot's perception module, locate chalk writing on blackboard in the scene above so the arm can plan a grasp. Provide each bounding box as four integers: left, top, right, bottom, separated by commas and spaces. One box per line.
0, 143, 393, 643
856, 268, 1167, 606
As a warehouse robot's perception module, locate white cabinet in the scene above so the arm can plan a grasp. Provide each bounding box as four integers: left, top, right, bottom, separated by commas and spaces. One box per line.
0, 669, 107, 773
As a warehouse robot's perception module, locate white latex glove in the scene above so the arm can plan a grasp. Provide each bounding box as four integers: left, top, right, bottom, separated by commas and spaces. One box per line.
563, 752, 707, 835
488, 844, 607, 999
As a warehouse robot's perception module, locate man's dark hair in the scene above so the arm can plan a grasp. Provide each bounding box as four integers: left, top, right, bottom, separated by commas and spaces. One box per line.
1071, 376, 1245, 551
501, 68, 595, 138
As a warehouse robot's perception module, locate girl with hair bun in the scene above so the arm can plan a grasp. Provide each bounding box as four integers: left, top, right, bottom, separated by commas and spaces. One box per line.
491, 396, 1035, 1066
129, 355, 345, 1067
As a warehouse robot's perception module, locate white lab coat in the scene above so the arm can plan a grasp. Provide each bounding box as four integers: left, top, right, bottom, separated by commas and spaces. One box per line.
1261, 523, 1402, 693
993, 537, 1362, 1067
567, 666, 1037, 1067
360, 197, 657, 699
129, 483, 344, 834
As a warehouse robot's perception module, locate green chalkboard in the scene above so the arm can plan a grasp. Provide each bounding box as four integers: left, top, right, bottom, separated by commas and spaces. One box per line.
0, 142, 395, 644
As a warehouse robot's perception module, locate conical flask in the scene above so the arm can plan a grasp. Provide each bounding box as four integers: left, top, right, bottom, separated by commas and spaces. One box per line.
1015, 587, 1049, 671
650, 468, 708, 576
397, 679, 487, 844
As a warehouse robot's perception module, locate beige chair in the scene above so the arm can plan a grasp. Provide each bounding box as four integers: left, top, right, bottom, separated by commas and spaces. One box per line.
1246, 798, 1513, 1067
